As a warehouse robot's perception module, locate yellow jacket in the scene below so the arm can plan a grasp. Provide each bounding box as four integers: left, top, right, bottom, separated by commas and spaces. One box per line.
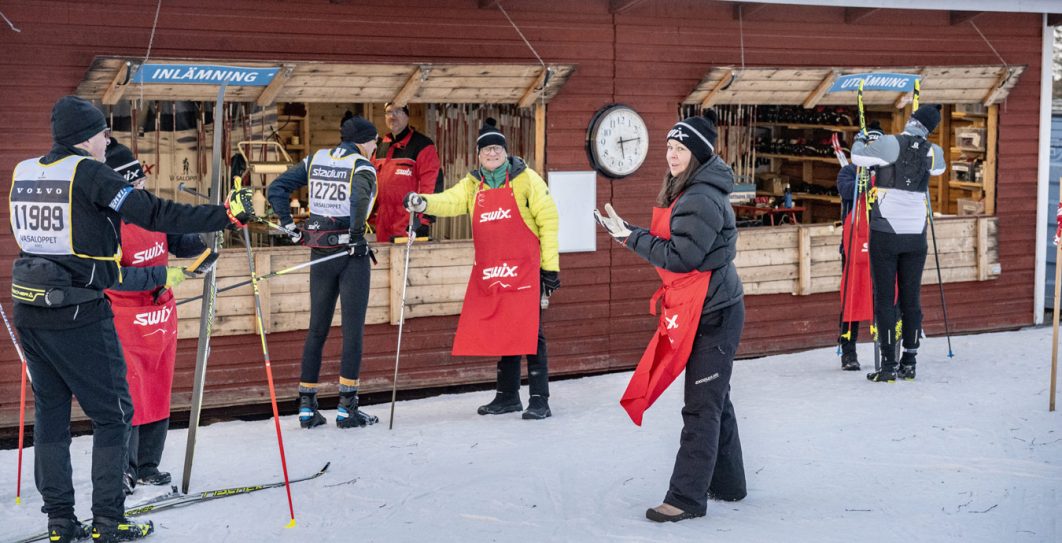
422, 157, 559, 271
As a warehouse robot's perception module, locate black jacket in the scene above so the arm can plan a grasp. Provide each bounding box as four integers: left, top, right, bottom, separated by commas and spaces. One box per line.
626, 155, 744, 315
12, 144, 231, 328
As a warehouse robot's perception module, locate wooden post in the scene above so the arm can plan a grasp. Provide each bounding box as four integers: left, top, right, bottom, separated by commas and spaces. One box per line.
534, 103, 546, 174
796, 226, 811, 295
984, 104, 998, 215
976, 217, 989, 281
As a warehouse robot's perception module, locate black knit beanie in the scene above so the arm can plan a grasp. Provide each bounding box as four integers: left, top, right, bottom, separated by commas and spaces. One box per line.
105, 138, 145, 184
666, 110, 718, 165
476, 118, 507, 152
340, 114, 378, 144
910, 104, 942, 134
51, 96, 107, 146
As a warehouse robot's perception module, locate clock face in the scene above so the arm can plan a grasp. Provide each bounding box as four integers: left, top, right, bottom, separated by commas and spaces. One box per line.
587, 105, 649, 178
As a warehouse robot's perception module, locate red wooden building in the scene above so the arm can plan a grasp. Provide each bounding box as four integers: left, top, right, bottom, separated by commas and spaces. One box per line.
1, 0, 1059, 430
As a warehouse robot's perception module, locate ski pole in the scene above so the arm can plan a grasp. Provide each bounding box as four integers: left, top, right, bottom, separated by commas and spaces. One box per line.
389, 210, 417, 430
1, 302, 29, 504
856, 78, 882, 372
925, 195, 955, 357
175, 250, 350, 307
234, 178, 298, 527
178, 182, 298, 239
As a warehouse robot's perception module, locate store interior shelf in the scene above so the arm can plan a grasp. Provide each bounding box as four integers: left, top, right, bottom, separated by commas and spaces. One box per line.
755, 122, 861, 133
759, 153, 838, 164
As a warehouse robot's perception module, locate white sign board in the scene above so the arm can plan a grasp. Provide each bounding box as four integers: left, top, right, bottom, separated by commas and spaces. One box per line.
547, 171, 597, 253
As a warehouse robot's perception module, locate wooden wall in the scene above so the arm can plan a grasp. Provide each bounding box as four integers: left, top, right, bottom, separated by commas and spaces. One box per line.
0, 0, 1044, 427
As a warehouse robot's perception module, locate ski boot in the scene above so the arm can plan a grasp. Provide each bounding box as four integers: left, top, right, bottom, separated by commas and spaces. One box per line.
298, 391, 326, 429
122, 470, 135, 496
90, 518, 153, 542
336, 392, 378, 428
47, 517, 90, 543
477, 391, 522, 415
522, 395, 552, 420
866, 368, 898, 383
898, 352, 917, 381
136, 468, 171, 486
840, 352, 860, 371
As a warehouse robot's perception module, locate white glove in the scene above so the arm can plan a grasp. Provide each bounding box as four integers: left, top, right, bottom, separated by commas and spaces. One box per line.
282, 222, 303, 244
404, 192, 427, 213
593, 203, 633, 242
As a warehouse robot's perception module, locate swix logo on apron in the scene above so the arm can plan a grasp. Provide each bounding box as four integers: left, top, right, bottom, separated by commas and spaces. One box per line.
620, 199, 712, 426
451, 174, 540, 356
104, 222, 177, 425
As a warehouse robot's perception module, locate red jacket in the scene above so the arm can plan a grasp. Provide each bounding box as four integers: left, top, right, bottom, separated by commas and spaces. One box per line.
371, 127, 442, 241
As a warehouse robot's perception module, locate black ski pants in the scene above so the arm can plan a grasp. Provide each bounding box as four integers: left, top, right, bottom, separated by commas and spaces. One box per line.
300, 248, 371, 384
665, 301, 746, 516
18, 317, 132, 522
496, 315, 549, 399
127, 418, 168, 478
869, 230, 926, 368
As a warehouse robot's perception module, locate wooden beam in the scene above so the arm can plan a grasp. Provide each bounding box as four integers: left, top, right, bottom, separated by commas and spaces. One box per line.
984, 104, 997, 215
101, 62, 131, 105
844, 8, 879, 24
949, 11, 981, 25
534, 103, 546, 174
517, 68, 548, 109
982, 67, 1013, 106
802, 70, 837, 109
609, 0, 648, 14
733, 2, 768, 20
1049, 13, 1062, 27
391, 65, 429, 107
255, 63, 294, 107
700, 69, 734, 109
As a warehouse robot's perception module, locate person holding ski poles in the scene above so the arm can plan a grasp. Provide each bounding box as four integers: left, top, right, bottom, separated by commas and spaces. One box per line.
103, 138, 212, 495
594, 110, 746, 523
267, 113, 379, 429
835, 122, 883, 372
9, 96, 253, 542
851, 104, 946, 382
403, 117, 560, 420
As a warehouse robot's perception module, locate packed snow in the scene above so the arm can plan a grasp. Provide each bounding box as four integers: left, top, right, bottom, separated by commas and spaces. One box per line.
2, 326, 1059, 542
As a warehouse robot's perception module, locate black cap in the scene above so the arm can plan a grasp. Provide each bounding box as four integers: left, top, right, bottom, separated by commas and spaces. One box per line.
911, 104, 942, 133
51, 96, 107, 146
667, 110, 718, 165
340, 114, 378, 144
476, 118, 507, 152
105, 138, 145, 184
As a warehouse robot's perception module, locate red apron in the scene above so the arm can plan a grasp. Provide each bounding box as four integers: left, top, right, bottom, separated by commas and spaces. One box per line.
372, 132, 419, 242
104, 222, 177, 426
451, 175, 540, 356
840, 194, 873, 323
620, 202, 712, 426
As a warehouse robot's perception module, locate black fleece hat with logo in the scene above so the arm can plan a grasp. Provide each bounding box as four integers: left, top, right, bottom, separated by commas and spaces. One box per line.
51, 95, 107, 146
666, 110, 718, 165
105, 138, 145, 184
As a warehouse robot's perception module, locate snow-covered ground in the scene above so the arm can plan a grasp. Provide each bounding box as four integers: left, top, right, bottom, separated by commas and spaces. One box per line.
2, 326, 1060, 542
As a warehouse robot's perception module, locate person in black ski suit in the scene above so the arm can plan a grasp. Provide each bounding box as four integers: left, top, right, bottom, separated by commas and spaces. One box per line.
9, 96, 252, 542
267, 113, 379, 429
597, 112, 746, 522
851, 104, 946, 382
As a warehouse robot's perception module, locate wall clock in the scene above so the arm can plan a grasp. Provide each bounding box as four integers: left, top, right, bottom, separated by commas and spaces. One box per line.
586, 104, 649, 179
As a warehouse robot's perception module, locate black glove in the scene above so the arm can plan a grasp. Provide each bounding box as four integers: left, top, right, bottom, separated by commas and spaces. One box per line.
414, 222, 430, 239
348, 238, 371, 258
540, 269, 560, 297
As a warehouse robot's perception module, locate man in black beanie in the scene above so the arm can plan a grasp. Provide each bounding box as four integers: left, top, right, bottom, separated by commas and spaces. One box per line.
267, 113, 380, 429
851, 104, 946, 382
10, 96, 253, 542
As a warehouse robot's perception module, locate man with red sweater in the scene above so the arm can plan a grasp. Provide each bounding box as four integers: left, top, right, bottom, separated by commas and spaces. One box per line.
371, 103, 441, 241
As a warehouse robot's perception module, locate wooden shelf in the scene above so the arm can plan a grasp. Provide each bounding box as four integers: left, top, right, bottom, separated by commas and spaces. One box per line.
949, 180, 984, 191
793, 192, 840, 204
759, 153, 839, 164
756, 122, 861, 133
952, 112, 987, 120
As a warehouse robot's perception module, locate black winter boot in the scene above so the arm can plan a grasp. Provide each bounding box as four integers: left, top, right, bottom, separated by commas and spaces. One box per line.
840, 351, 860, 371
336, 392, 378, 428
898, 352, 917, 381
47, 517, 90, 543
477, 391, 522, 415
136, 468, 171, 486
90, 518, 153, 542
522, 395, 551, 420
298, 391, 326, 429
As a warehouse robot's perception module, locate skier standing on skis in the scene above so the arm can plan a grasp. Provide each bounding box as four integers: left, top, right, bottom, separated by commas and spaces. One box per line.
835, 122, 883, 371
595, 111, 746, 522
403, 118, 560, 420
267, 113, 379, 429
851, 104, 946, 382
103, 138, 209, 495
9, 96, 253, 542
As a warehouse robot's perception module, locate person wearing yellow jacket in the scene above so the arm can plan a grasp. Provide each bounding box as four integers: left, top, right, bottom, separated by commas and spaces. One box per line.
404, 118, 560, 419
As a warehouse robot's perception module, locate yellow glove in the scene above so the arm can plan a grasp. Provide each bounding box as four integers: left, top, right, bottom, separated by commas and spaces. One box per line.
226, 177, 255, 226
165, 266, 186, 289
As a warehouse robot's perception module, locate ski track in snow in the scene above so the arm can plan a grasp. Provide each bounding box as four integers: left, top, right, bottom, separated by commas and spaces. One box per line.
1, 327, 1060, 542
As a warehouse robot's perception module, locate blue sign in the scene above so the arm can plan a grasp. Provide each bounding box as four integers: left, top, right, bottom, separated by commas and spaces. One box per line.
829, 73, 920, 93
131, 64, 278, 86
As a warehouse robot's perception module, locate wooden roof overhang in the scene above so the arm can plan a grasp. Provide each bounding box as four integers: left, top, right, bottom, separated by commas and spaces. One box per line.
75, 57, 576, 108
683, 65, 1024, 109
